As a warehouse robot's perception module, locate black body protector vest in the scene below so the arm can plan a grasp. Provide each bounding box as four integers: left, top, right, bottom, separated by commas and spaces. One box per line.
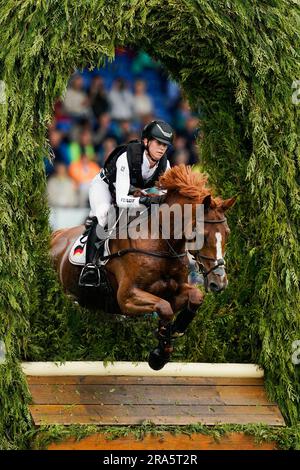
103, 140, 168, 197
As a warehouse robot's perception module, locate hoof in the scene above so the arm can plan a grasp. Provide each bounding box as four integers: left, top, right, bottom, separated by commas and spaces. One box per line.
148, 348, 170, 371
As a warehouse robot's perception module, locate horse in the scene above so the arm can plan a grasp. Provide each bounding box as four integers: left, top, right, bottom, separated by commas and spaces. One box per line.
51, 164, 235, 369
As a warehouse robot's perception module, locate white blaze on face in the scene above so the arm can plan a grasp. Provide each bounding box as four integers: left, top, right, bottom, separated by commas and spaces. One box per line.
215, 232, 223, 260
215, 231, 227, 284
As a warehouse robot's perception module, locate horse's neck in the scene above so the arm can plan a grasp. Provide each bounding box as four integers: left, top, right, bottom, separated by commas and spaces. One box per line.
117, 194, 193, 251
157, 193, 193, 250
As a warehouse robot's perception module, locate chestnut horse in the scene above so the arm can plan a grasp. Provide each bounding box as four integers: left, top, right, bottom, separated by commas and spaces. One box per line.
51, 165, 235, 369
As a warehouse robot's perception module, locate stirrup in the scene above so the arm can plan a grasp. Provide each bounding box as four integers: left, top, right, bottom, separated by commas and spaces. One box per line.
79, 263, 101, 288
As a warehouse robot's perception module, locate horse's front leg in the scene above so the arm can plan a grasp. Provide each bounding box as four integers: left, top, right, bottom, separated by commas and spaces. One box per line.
117, 286, 175, 370
172, 283, 205, 337
145, 284, 204, 369
117, 286, 174, 322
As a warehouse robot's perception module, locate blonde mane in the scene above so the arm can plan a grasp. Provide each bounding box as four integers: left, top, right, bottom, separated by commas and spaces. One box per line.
158, 164, 215, 202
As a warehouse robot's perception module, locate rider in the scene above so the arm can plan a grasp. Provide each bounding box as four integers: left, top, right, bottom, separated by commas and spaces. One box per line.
79, 120, 174, 287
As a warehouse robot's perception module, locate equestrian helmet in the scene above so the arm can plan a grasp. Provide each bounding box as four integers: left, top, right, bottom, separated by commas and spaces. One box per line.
142, 120, 174, 145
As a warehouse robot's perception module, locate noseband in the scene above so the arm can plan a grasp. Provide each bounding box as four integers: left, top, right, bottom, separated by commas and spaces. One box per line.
196, 217, 227, 289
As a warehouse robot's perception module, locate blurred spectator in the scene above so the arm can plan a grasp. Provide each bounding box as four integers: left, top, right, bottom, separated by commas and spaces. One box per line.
115, 119, 133, 144
68, 117, 91, 142
44, 158, 55, 177
93, 113, 114, 149
47, 48, 202, 211
62, 74, 90, 118
173, 98, 192, 132
49, 128, 69, 165
49, 129, 64, 161
69, 154, 100, 185
108, 78, 134, 121
89, 76, 110, 119
173, 149, 190, 166
166, 80, 181, 112
99, 137, 118, 165
68, 129, 96, 163
169, 133, 197, 166
185, 116, 199, 144
139, 112, 155, 129
174, 134, 187, 151
132, 51, 159, 74
53, 100, 72, 129
69, 154, 100, 207
47, 163, 78, 207
126, 131, 140, 142
132, 79, 153, 119
183, 116, 200, 165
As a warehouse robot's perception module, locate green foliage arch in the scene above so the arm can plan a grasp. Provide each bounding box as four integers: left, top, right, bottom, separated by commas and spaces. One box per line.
0, 0, 300, 448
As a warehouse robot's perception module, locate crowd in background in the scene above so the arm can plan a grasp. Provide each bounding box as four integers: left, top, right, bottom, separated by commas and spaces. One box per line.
46, 48, 201, 209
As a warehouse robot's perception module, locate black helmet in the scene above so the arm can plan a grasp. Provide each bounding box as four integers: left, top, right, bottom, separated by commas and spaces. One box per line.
142, 120, 174, 145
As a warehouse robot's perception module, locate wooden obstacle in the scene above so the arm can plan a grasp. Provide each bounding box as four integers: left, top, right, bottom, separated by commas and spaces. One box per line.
23, 362, 285, 450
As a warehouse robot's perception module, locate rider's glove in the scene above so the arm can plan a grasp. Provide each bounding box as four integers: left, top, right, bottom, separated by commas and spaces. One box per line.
139, 195, 165, 207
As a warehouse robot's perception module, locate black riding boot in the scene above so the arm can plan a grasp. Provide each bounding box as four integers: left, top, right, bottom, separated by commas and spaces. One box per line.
79, 220, 105, 288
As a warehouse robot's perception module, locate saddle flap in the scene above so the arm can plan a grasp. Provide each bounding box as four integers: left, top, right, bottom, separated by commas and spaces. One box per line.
69, 234, 111, 266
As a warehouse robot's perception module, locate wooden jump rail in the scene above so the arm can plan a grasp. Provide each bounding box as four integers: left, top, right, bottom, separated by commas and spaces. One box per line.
22, 362, 285, 450
22, 361, 264, 377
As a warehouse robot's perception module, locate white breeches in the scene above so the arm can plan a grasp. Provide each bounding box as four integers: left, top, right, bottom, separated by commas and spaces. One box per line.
89, 174, 112, 227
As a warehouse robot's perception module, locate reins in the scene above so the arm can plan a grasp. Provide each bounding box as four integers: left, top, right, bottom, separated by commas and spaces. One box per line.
99, 248, 186, 261
98, 207, 187, 262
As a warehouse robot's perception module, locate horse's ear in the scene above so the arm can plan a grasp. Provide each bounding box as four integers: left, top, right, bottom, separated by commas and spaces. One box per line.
221, 196, 237, 211
202, 194, 211, 212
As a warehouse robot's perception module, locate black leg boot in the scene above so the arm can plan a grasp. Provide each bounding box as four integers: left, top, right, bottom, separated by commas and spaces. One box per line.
79, 221, 105, 288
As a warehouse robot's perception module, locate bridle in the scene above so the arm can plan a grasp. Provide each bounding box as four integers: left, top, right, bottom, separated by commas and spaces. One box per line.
98, 211, 227, 284
196, 217, 227, 289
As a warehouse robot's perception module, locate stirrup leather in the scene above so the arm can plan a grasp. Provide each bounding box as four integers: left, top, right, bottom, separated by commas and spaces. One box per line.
79, 263, 101, 288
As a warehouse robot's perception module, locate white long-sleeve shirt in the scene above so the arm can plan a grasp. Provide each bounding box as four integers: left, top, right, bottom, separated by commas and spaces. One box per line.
115, 151, 170, 208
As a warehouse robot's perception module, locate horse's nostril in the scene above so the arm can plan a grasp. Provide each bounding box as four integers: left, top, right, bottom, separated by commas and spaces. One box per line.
209, 282, 221, 292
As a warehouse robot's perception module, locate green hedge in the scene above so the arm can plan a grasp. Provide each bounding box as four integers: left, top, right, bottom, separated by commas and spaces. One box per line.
0, 0, 300, 449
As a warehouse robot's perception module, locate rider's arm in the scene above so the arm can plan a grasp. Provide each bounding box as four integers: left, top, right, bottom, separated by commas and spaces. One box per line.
115, 152, 142, 208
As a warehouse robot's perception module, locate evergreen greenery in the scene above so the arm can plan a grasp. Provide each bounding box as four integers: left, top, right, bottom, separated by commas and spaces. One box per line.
0, 0, 299, 449
29, 423, 300, 451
